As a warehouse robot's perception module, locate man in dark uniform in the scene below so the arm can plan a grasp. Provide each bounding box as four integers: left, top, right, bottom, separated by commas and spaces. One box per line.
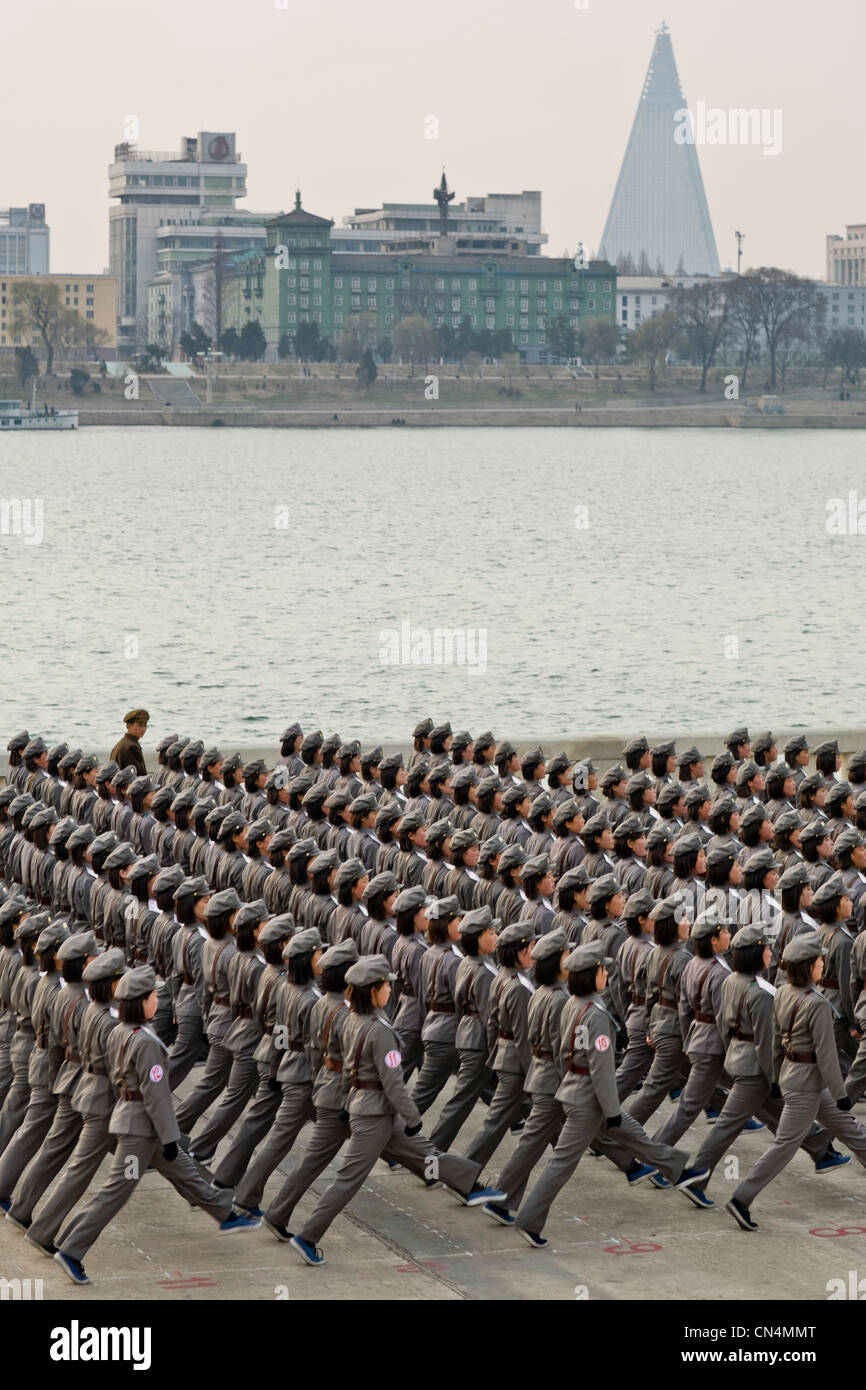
109, 710, 149, 776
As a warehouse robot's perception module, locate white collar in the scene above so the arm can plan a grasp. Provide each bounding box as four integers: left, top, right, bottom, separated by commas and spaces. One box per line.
517, 970, 535, 993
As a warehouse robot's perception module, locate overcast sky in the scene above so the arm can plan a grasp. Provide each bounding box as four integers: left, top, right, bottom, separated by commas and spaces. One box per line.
4, 0, 863, 279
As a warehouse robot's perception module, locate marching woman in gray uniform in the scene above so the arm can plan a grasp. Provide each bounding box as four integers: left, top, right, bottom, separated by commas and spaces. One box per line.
0, 897, 26, 1108
233, 927, 323, 1216
614, 888, 656, 1100
188, 899, 268, 1161
3, 930, 97, 1226
421, 818, 453, 898
483, 928, 571, 1224
675, 923, 844, 1208
429, 906, 499, 1151
513, 940, 692, 1247
411, 896, 463, 1114
288, 953, 503, 1266
812, 871, 858, 1066
167, 875, 211, 1088
625, 896, 691, 1126
175, 887, 241, 1134
330, 858, 370, 944
550, 865, 591, 944
0, 912, 44, 1152
727, 934, 866, 1232
770, 862, 819, 984
390, 885, 429, 1080
146, 863, 185, 1043
25, 948, 126, 1256
53, 964, 259, 1284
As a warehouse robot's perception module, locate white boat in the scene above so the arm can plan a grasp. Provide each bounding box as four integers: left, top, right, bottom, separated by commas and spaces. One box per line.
0, 398, 79, 430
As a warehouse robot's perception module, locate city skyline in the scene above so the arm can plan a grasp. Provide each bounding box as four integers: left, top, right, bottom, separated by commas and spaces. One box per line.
2, 0, 864, 281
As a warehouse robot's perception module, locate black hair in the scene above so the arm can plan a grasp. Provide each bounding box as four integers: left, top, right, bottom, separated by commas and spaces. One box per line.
154, 887, 177, 913
263, 940, 286, 966
88, 975, 115, 1003
624, 913, 647, 938
379, 765, 399, 792
19, 939, 36, 966
289, 853, 311, 887
453, 781, 472, 807
651, 752, 669, 778
206, 910, 233, 940
37, 948, 58, 971
732, 941, 766, 975
129, 878, 149, 905
498, 941, 527, 968
568, 965, 599, 997
243, 770, 261, 793
534, 952, 562, 987
108, 866, 125, 892
236, 920, 258, 952
396, 905, 421, 936
118, 997, 147, 1024
695, 933, 720, 959
772, 828, 797, 853
310, 867, 332, 895
555, 882, 577, 913
814, 896, 843, 925
686, 798, 709, 824
62, 956, 85, 983
653, 917, 678, 947
707, 858, 734, 888
269, 844, 290, 868
740, 818, 765, 848
645, 838, 669, 869
288, 953, 315, 986
461, 932, 480, 957
426, 917, 451, 945
320, 960, 350, 993
349, 981, 378, 1013
174, 896, 198, 926
816, 747, 839, 777
743, 860, 774, 891
337, 880, 357, 907
366, 888, 394, 922
475, 784, 497, 813
780, 883, 805, 913
785, 959, 815, 988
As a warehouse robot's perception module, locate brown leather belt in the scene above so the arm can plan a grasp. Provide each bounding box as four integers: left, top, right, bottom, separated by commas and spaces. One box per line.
323, 1057, 343, 1072
429, 1003, 455, 1014
121, 1088, 143, 1101
352, 1079, 383, 1090
213, 994, 230, 1006
569, 1064, 590, 1075
234, 1006, 254, 1020
784, 1050, 816, 1064
631, 994, 646, 1006
532, 1049, 554, 1060
65, 1051, 81, 1063
822, 978, 840, 990
182, 974, 194, 986
730, 1030, 754, 1041
499, 1029, 515, 1039
657, 999, 678, 1010
694, 1012, 716, 1024
286, 1041, 304, 1052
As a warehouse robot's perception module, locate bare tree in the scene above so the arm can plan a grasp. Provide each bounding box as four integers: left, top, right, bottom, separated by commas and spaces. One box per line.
670, 281, 730, 391
726, 274, 764, 390
750, 268, 821, 389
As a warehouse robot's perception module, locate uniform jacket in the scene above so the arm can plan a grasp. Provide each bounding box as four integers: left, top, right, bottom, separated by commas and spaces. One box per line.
555, 992, 619, 1116
773, 983, 845, 1096
107, 1022, 178, 1143
525, 981, 568, 1096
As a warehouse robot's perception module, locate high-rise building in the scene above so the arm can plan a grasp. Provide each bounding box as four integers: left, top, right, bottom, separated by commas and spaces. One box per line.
600, 24, 720, 277
336, 191, 547, 255
826, 226, 866, 286
108, 132, 247, 352
0, 205, 49, 275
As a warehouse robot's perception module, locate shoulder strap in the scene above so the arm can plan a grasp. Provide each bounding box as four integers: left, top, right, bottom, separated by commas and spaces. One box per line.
427, 949, 445, 1010
349, 1017, 379, 1085
211, 939, 231, 992
732, 980, 750, 1037
566, 1000, 595, 1070
321, 1001, 345, 1055
657, 948, 676, 999
785, 992, 808, 1054
61, 993, 80, 1049
693, 963, 715, 1015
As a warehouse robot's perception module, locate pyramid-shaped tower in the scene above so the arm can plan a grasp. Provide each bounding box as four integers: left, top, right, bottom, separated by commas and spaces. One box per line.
600, 24, 720, 277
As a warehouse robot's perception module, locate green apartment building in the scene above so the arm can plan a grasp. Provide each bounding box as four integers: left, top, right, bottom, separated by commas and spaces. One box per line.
223, 194, 616, 360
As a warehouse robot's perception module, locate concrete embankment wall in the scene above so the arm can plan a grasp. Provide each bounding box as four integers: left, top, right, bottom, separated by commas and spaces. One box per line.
76, 407, 866, 428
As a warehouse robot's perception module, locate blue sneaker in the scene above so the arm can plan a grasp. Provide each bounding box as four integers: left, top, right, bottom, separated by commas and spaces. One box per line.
234, 1203, 263, 1219
219, 1209, 261, 1234
483, 1202, 515, 1226
263, 1218, 293, 1242
54, 1250, 90, 1284
704, 1108, 720, 1123
815, 1147, 852, 1173
518, 1228, 549, 1249
626, 1161, 658, 1186
676, 1168, 714, 1207
464, 1184, 507, 1207
291, 1235, 325, 1266
0, 1197, 10, 1213
668, 1087, 683, 1101
743, 1118, 765, 1131
725, 1197, 759, 1232
648, 1171, 671, 1189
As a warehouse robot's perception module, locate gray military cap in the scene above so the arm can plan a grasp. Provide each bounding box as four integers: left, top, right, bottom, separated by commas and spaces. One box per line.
477, 774, 502, 797
497, 920, 536, 948
812, 872, 848, 907
221, 753, 243, 775
115, 964, 158, 1000
235, 900, 268, 931
281, 722, 303, 744
673, 831, 702, 856
379, 752, 404, 773
22, 802, 42, 829
601, 764, 627, 792
346, 954, 396, 987
523, 853, 550, 878
183, 740, 204, 760
495, 739, 516, 761
626, 771, 653, 796
772, 807, 801, 836
753, 732, 775, 759
531, 926, 568, 961
57, 930, 97, 961
459, 905, 499, 937
649, 893, 684, 922
288, 837, 317, 864
47, 741, 68, 762
128, 776, 153, 799
302, 782, 330, 808
564, 940, 612, 972
36, 920, 69, 954
557, 864, 592, 893
678, 745, 704, 767
112, 767, 137, 790
826, 781, 853, 811
321, 733, 341, 756
835, 826, 863, 856
529, 791, 554, 817
95, 762, 120, 785
426, 894, 460, 921
478, 834, 506, 863
243, 759, 268, 779
0, 896, 26, 928
170, 789, 196, 814
657, 782, 686, 810
735, 760, 761, 789
31, 806, 59, 830
800, 817, 831, 844
83, 948, 126, 983
155, 732, 180, 754
451, 765, 477, 791
173, 875, 210, 902
310, 848, 340, 874
711, 751, 736, 779
246, 817, 274, 845
318, 938, 359, 970
814, 740, 839, 760
426, 819, 453, 847
622, 887, 655, 920
587, 873, 622, 908
338, 741, 361, 761
473, 731, 495, 754
90, 831, 119, 857
684, 785, 710, 810
301, 730, 324, 755
651, 740, 676, 758
393, 885, 427, 915
200, 747, 222, 769
285, 927, 322, 958
706, 844, 738, 872
152, 863, 185, 894
127, 855, 160, 885
450, 827, 479, 853
8, 793, 35, 817
547, 752, 575, 777
23, 736, 47, 759
553, 798, 582, 827
691, 910, 732, 939
104, 842, 137, 871
784, 734, 809, 759
613, 813, 645, 840
501, 781, 529, 808
335, 857, 368, 889
427, 762, 451, 787
451, 730, 472, 754
220, 810, 246, 839
730, 922, 769, 950
269, 827, 297, 853
738, 803, 767, 833
349, 793, 377, 816
0, 786, 17, 809
431, 721, 452, 743
58, 749, 82, 771
151, 787, 176, 813
583, 811, 609, 838
776, 861, 811, 892
287, 772, 314, 795
6, 730, 30, 752
375, 801, 402, 828
67, 823, 95, 852
15, 912, 49, 941
204, 887, 242, 918
746, 846, 776, 876
623, 736, 649, 759
397, 810, 425, 834
363, 871, 399, 900
498, 844, 528, 874
726, 727, 750, 748
258, 915, 298, 945
782, 933, 827, 965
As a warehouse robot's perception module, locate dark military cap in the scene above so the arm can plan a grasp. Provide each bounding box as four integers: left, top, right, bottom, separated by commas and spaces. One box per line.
58, 930, 97, 961
623, 736, 649, 759
413, 718, 434, 740
495, 740, 516, 761
451, 731, 472, 756
324, 789, 351, 812
521, 744, 545, 770
128, 776, 153, 799
90, 831, 119, 857
601, 764, 627, 792
310, 849, 340, 875
650, 740, 676, 758
246, 816, 274, 845
753, 732, 776, 759
451, 765, 477, 791
478, 835, 506, 863
776, 861, 811, 892
583, 810, 610, 838
846, 750, 866, 782
335, 857, 368, 889
221, 753, 243, 775
36, 919, 69, 954
204, 887, 242, 918
782, 933, 827, 964
375, 801, 402, 829
557, 864, 592, 893
691, 910, 732, 940
473, 731, 495, 755
673, 830, 703, 856
800, 816, 830, 844
58, 749, 81, 772
268, 827, 297, 853
684, 785, 711, 810
22, 802, 42, 828
47, 741, 68, 762
200, 748, 222, 769
166, 740, 187, 760
288, 837, 317, 863
498, 844, 528, 874
67, 824, 95, 851
0, 786, 17, 809
151, 787, 175, 813
730, 922, 769, 950
47, 813, 76, 841
75, 755, 99, 776
286, 771, 312, 795
739, 802, 767, 832
242, 759, 267, 779
450, 827, 480, 853
6, 730, 30, 752
814, 740, 840, 759
746, 846, 776, 876
204, 802, 231, 829
427, 762, 451, 787
123, 709, 150, 725
318, 938, 359, 970
191, 799, 214, 825
9, 792, 34, 817
626, 771, 653, 796
529, 791, 554, 818
772, 807, 801, 836
706, 844, 738, 871
532, 926, 569, 961
426, 818, 453, 847
280, 722, 303, 744
522, 853, 550, 879
127, 853, 159, 883
346, 954, 396, 987
405, 760, 429, 788
219, 810, 246, 839
826, 781, 853, 811
501, 781, 529, 808
397, 809, 425, 834
393, 885, 427, 915
95, 761, 120, 785
547, 752, 575, 777
235, 899, 268, 931
430, 722, 452, 744
726, 727, 750, 749
379, 752, 404, 774
83, 948, 126, 983
657, 781, 686, 810
301, 782, 330, 809
735, 759, 761, 789
613, 813, 645, 841
649, 893, 684, 922
15, 911, 49, 941
476, 774, 502, 797
854, 788, 866, 813
363, 871, 399, 900
155, 732, 179, 754
622, 887, 654, 920
338, 741, 361, 761
321, 734, 341, 756
834, 826, 863, 857
115, 964, 157, 1000
104, 842, 137, 870
23, 736, 47, 759
553, 798, 582, 827
574, 758, 595, 779
586, 873, 622, 908
285, 927, 322, 959
564, 940, 611, 972
349, 793, 378, 819
678, 745, 704, 768
361, 746, 383, 769
784, 734, 809, 760
0, 896, 26, 928
497, 920, 536, 948
173, 875, 210, 901
301, 731, 324, 756
711, 751, 735, 778
170, 790, 196, 813
112, 766, 137, 790
459, 905, 499, 937
258, 915, 298, 945
31, 806, 58, 830
183, 740, 204, 760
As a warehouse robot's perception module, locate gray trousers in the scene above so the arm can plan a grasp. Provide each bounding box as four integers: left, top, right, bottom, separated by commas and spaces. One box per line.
624, 1032, 685, 1126
168, 1008, 205, 1090
265, 1107, 350, 1228
190, 1052, 258, 1158
235, 1082, 315, 1209
516, 1100, 688, 1236
0, 1083, 58, 1197
58, 1134, 234, 1263
734, 1087, 866, 1208
463, 1069, 527, 1170
0, 1038, 12, 1110
213, 1066, 281, 1188
151, 990, 176, 1047
399, 1030, 423, 1083
429, 1048, 493, 1151
616, 1031, 654, 1102
28, 1113, 113, 1248
0, 1037, 32, 1156
497, 1093, 563, 1211
412, 1041, 459, 1116
9, 1094, 82, 1222
691, 1074, 828, 1183
653, 1053, 726, 1146
297, 1112, 481, 1245
175, 1042, 233, 1132
845, 1039, 866, 1104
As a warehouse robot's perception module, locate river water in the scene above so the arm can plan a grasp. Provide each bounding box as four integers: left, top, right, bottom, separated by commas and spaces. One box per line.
0, 425, 863, 749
